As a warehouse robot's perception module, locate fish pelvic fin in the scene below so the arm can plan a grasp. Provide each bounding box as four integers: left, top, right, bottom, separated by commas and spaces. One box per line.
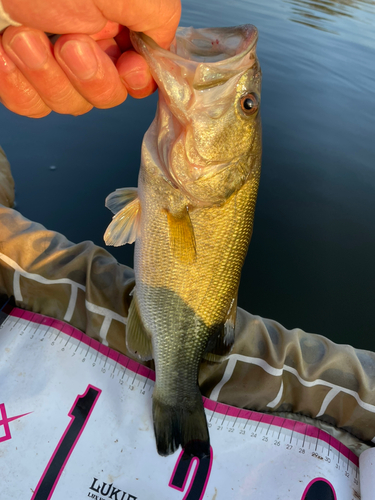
152, 389, 210, 458
126, 292, 153, 361
203, 292, 238, 363
166, 207, 196, 264
104, 188, 141, 246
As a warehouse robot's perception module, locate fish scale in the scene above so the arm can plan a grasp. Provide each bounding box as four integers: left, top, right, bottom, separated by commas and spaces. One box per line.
137, 170, 260, 326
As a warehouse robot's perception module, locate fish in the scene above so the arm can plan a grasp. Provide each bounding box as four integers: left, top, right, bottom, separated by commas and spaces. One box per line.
104, 25, 262, 458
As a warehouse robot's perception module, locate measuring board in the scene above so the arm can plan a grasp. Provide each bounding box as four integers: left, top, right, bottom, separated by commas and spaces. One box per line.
0, 307, 362, 500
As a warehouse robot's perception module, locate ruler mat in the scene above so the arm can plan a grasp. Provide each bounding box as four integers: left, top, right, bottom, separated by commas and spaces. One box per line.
0, 307, 360, 500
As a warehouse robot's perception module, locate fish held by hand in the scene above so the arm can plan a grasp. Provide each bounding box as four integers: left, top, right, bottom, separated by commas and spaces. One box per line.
104, 25, 262, 458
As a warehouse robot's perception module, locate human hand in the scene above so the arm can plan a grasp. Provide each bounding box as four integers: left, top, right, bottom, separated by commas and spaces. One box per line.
0, 0, 181, 117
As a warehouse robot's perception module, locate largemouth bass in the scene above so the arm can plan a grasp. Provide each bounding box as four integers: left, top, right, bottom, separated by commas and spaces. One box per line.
104, 25, 262, 457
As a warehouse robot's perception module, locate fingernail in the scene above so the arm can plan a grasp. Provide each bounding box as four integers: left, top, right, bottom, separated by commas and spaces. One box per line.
0, 43, 16, 74
9, 32, 48, 70
123, 70, 148, 90
60, 40, 98, 80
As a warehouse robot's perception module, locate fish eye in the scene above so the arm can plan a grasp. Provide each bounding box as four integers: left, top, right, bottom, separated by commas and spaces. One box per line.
240, 93, 259, 116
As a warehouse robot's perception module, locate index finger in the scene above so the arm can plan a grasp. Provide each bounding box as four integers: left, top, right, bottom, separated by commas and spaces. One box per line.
2, 0, 181, 48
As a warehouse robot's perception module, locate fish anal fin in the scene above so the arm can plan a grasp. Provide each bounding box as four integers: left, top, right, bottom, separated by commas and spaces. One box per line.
202, 293, 238, 363
104, 196, 141, 247
126, 293, 153, 361
166, 207, 196, 264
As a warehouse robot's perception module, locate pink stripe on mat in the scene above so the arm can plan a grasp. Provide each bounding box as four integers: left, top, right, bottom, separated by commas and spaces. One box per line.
9, 308, 24, 319
20, 309, 34, 321
203, 399, 217, 412
227, 406, 240, 418
260, 413, 274, 425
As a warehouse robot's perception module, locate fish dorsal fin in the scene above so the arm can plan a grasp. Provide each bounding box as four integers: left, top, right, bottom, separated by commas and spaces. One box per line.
167, 207, 196, 264
104, 188, 141, 246
203, 292, 238, 363
126, 291, 153, 361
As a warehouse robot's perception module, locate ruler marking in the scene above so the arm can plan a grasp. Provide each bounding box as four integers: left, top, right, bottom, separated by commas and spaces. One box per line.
289, 422, 296, 444
142, 375, 149, 389
209, 403, 218, 423
315, 430, 319, 451
120, 359, 130, 380
232, 416, 238, 428
10, 316, 21, 330
266, 418, 274, 436
42, 328, 49, 338
131, 367, 139, 384
221, 408, 229, 425
74, 340, 81, 352
30, 325, 38, 337
29, 324, 39, 337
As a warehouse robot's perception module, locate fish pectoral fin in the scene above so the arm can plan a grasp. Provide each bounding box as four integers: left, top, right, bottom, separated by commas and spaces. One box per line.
203, 293, 238, 363
126, 292, 153, 361
105, 187, 138, 215
167, 207, 196, 264
104, 192, 141, 247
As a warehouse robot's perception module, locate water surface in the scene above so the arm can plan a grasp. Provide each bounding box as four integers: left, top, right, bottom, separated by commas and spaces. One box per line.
1, 0, 375, 349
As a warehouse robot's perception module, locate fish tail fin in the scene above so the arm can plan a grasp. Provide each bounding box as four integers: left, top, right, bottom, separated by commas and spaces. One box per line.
152, 390, 210, 458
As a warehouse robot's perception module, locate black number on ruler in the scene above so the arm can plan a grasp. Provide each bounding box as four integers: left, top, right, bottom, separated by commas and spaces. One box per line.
169, 445, 213, 500
31, 385, 101, 500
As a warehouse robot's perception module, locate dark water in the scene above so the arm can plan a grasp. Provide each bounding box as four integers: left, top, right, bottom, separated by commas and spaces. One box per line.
1, 0, 375, 349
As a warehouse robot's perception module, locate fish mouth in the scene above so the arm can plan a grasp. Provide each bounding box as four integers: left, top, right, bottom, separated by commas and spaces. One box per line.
133, 25, 258, 61
173, 25, 258, 63
131, 25, 258, 90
